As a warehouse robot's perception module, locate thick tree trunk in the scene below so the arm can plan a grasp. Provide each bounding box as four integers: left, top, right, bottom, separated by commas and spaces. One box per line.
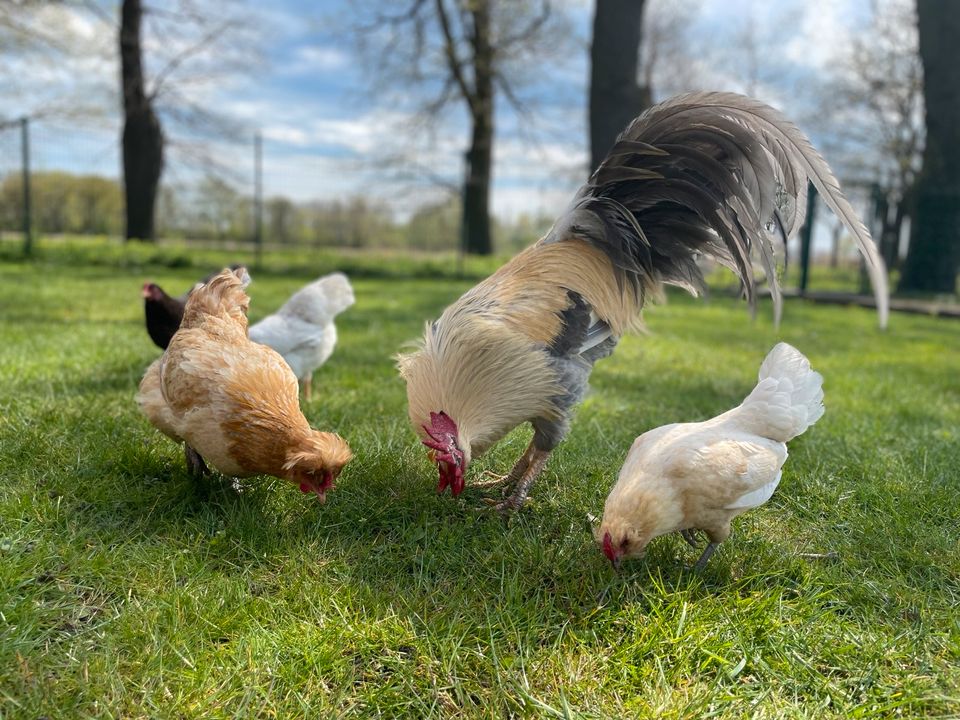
462, 1, 494, 256
589, 0, 650, 173
899, 0, 960, 293
888, 196, 908, 269
120, 0, 163, 242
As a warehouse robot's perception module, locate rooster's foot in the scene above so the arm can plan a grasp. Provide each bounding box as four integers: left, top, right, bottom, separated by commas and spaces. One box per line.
474, 441, 539, 496
473, 470, 514, 491
481, 495, 530, 514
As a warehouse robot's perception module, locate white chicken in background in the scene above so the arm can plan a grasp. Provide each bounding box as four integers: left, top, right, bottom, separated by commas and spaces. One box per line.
249, 272, 355, 398
596, 343, 825, 571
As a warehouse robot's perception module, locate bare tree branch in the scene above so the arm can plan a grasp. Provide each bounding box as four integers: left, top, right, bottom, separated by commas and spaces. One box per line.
497, 0, 550, 49
147, 17, 243, 100
355, 0, 428, 33
434, 0, 476, 113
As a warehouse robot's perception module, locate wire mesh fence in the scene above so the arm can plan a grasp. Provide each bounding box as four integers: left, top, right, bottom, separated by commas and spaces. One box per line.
0, 111, 887, 297
0, 113, 489, 255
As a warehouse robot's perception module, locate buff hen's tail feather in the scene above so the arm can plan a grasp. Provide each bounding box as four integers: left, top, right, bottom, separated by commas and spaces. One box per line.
546, 91, 889, 328
181, 267, 252, 328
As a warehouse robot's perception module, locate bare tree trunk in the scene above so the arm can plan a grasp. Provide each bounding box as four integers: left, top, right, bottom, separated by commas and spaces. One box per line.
899, 0, 960, 293
120, 0, 163, 241
462, 1, 494, 256
888, 196, 909, 269
589, 0, 650, 172
873, 188, 897, 268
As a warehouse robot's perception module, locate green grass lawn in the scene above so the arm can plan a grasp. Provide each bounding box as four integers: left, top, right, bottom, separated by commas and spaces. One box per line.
1, 240, 958, 718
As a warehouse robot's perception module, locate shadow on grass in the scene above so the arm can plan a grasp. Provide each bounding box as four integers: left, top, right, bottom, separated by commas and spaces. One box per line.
68, 442, 754, 622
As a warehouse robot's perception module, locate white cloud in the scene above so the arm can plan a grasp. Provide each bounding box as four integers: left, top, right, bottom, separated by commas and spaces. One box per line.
284, 45, 349, 74
782, 0, 855, 71
492, 186, 576, 223
494, 137, 586, 186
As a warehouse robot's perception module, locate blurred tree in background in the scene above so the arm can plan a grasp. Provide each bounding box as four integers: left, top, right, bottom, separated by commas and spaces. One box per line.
899, 0, 960, 293
353, 0, 569, 256
119, 0, 261, 242
0, 172, 122, 236
824, 0, 922, 271
120, 0, 163, 241
589, 0, 651, 173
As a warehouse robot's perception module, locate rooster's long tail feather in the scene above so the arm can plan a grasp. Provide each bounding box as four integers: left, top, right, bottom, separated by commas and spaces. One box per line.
547, 92, 889, 328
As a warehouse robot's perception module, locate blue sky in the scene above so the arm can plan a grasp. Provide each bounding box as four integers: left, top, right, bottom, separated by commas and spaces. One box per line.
2, 0, 879, 235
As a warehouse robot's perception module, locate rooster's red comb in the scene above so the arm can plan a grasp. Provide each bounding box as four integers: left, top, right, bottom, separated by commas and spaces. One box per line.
428, 411, 457, 436
422, 411, 458, 450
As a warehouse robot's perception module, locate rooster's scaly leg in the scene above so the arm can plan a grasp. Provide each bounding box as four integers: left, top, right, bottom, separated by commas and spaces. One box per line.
300, 375, 312, 400
493, 448, 551, 513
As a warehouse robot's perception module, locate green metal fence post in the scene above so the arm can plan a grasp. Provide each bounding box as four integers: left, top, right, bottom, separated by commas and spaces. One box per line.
254, 131, 263, 269
21, 116, 32, 257
798, 183, 818, 295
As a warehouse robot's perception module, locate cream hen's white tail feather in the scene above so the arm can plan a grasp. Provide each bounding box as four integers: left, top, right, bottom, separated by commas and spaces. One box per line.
735, 343, 824, 442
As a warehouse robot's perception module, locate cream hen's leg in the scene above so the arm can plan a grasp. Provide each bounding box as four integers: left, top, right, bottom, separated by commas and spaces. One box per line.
680, 529, 703, 549
691, 524, 730, 571
693, 543, 719, 571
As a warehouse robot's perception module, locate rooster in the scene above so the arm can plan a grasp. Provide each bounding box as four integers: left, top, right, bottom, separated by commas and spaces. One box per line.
249, 272, 354, 398
595, 342, 824, 571
398, 92, 887, 513
137, 267, 352, 502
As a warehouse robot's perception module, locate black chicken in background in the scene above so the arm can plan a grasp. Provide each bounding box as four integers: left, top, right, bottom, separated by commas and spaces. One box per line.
142, 265, 244, 349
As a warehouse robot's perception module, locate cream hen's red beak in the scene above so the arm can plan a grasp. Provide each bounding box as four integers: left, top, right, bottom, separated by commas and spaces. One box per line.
602, 531, 622, 569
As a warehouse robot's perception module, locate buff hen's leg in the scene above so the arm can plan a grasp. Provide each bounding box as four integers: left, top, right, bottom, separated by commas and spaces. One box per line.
185, 445, 208, 479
